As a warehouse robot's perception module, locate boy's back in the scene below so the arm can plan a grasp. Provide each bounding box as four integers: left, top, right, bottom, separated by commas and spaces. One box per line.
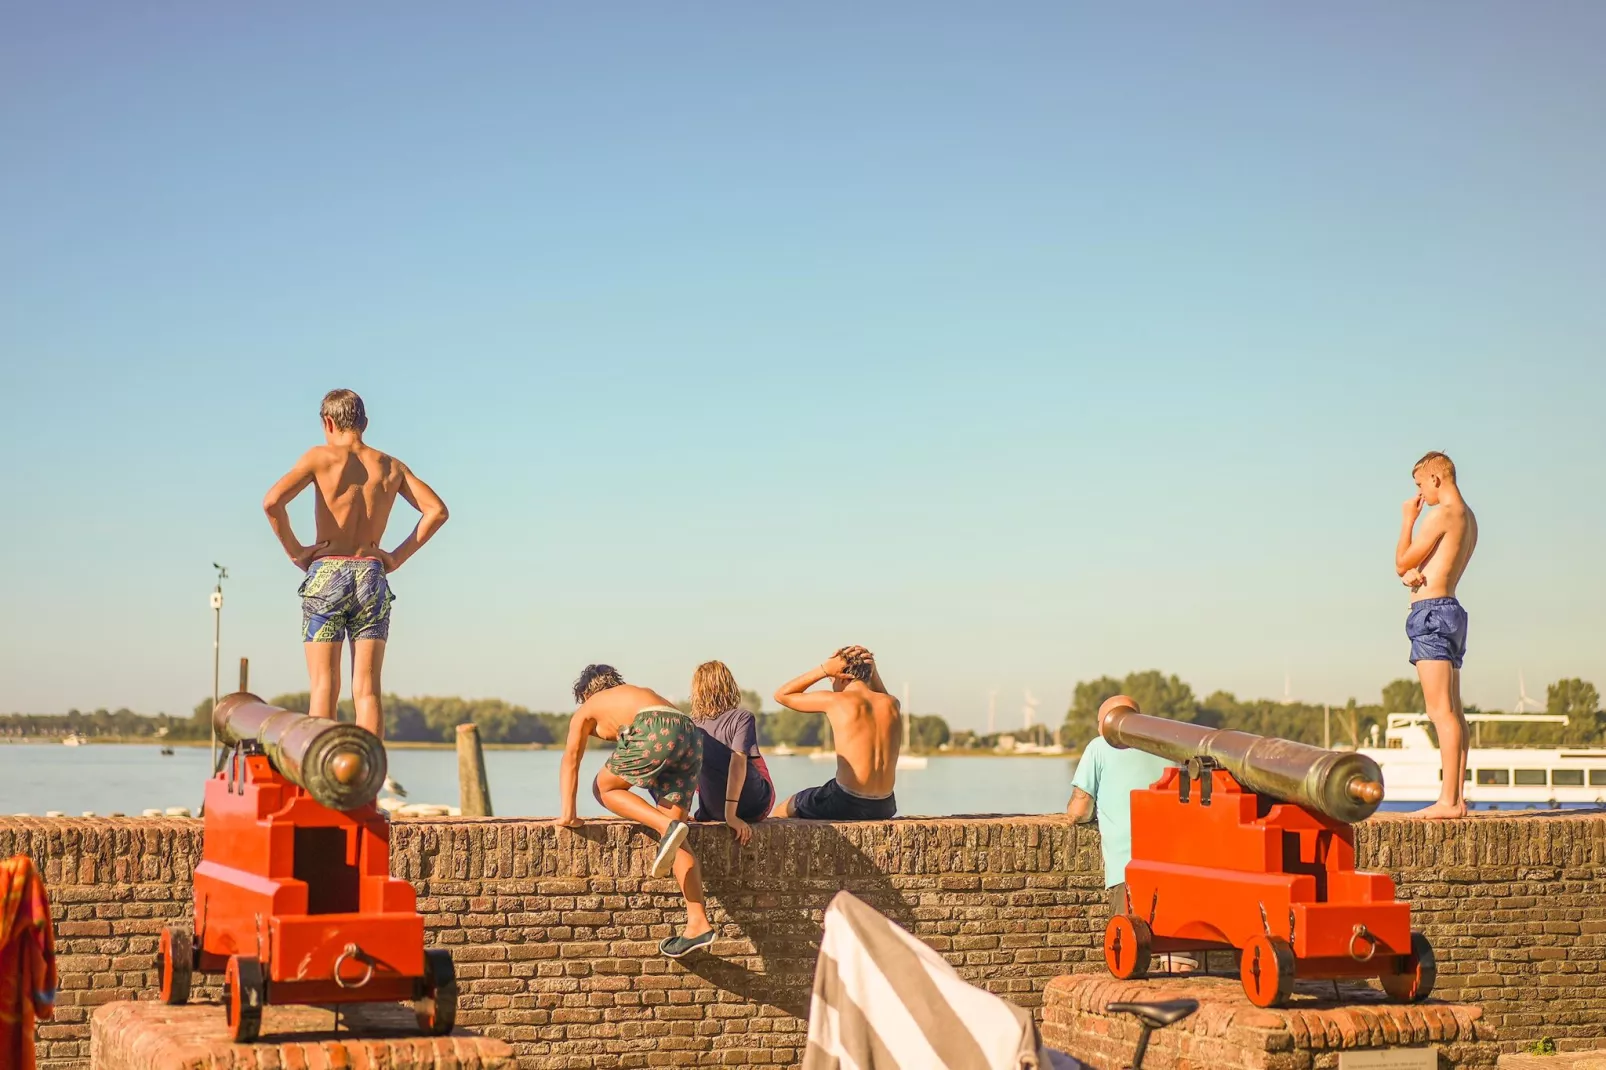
577, 684, 681, 740
302, 442, 408, 559
825, 689, 902, 798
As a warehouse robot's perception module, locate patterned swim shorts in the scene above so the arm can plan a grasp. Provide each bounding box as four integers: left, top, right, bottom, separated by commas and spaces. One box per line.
605, 706, 702, 808
299, 558, 394, 643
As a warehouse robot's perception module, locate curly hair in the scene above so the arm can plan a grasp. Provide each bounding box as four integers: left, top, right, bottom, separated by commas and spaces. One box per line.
835, 646, 874, 683
689, 661, 742, 722
573, 664, 625, 704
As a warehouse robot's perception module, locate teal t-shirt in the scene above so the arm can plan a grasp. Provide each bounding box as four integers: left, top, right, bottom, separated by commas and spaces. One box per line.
1071, 737, 1175, 887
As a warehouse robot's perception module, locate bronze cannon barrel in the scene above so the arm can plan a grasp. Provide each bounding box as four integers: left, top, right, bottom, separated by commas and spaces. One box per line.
213, 692, 387, 811
1097, 695, 1385, 824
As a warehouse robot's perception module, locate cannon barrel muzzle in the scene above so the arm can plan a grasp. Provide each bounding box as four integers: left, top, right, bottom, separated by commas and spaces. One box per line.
213, 692, 387, 811
1097, 695, 1384, 824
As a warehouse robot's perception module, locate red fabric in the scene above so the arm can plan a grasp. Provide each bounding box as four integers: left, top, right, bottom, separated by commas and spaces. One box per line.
0, 855, 57, 1070
748, 756, 778, 820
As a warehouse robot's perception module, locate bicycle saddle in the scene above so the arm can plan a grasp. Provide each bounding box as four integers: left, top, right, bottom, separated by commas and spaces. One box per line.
1106, 1000, 1199, 1029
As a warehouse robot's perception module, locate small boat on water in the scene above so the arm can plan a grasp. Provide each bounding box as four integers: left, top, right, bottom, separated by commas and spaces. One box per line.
61, 733, 86, 747
895, 694, 927, 768
1360, 712, 1606, 811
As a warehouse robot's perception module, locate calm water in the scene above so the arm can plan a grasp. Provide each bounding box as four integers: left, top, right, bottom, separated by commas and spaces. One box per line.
0, 743, 1080, 818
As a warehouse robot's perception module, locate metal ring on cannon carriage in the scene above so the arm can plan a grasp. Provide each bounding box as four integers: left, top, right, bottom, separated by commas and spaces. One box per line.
1348, 924, 1378, 962
333, 943, 376, 989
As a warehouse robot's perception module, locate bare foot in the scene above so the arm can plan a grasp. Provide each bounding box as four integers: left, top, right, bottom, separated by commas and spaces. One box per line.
1412, 800, 1468, 819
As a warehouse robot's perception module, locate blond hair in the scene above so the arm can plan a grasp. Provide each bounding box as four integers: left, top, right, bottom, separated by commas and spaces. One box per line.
321, 389, 368, 432
690, 661, 742, 721
1412, 451, 1456, 482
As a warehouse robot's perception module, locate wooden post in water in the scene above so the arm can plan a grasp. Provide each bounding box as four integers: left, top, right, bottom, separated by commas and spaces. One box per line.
239, 657, 249, 693
457, 723, 493, 817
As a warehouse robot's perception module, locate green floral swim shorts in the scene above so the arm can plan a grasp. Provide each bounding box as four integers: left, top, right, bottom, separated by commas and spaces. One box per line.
605, 706, 702, 808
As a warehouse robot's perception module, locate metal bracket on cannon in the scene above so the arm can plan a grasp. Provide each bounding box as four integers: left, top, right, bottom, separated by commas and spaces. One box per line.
224, 739, 264, 795
1176, 756, 1218, 806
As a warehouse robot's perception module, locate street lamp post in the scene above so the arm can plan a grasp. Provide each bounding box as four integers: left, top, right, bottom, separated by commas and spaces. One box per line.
211, 563, 228, 770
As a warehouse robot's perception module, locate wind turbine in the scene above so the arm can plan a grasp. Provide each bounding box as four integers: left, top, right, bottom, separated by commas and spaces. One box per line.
1514, 671, 1543, 714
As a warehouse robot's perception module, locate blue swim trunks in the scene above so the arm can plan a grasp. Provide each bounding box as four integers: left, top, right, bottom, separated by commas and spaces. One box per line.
1406, 596, 1468, 669
298, 558, 394, 643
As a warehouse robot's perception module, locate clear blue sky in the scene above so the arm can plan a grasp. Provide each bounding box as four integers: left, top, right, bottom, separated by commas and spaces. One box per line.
3, 4, 1603, 728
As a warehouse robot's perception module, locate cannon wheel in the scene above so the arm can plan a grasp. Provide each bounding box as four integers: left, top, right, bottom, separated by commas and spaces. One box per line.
414, 948, 458, 1035
1380, 931, 1436, 1003
1104, 915, 1153, 980
224, 955, 266, 1043
1241, 935, 1296, 1007
157, 926, 193, 1005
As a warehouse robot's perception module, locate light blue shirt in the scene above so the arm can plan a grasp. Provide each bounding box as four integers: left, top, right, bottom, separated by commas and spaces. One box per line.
1071, 737, 1175, 887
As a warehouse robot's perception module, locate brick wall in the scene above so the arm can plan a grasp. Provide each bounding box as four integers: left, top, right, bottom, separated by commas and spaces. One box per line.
1356, 813, 1606, 1052
2, 812, 1602, 1068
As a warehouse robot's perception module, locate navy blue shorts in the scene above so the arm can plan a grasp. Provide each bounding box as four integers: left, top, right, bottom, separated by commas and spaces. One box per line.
789, 778, 896, 821
1407, 597, 1468, 669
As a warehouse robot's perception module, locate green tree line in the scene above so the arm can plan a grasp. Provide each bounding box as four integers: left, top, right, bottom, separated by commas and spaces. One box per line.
2, 686, 958, 751
1057, 670, 1603, 748
10, 674, 1596, 751
0, 707, 195, 740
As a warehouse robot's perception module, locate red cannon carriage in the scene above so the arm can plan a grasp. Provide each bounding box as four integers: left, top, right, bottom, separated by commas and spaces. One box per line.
156, 694, 455, 1041
1098, 697, 1435, 1007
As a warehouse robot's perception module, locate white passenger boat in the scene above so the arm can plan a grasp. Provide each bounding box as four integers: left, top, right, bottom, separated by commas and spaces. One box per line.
1359, 712, 1606, 811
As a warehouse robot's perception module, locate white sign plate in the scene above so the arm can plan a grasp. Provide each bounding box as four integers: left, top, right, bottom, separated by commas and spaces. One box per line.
1337, 1050, 1436, 1070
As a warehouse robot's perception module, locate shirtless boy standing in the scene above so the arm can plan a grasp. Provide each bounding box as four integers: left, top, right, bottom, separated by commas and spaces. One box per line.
262, 390, 449, 738
1395, 451, 1478, 819
773, 646, 901, 820
553, 665, 714, 958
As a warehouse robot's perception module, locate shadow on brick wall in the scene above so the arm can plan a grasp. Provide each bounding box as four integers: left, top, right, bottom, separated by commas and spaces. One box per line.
688, 821, 921, 1019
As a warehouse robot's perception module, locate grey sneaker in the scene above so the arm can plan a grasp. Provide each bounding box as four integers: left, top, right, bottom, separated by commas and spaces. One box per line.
651, 820, 688, 877
659, 930, 715, 959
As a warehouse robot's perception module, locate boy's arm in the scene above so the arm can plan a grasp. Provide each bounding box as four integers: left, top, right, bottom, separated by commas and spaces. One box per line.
263, 451, 328, 569
553, 707, 597, 827
378, 463, 449, 573
1395, 499, 1445, 575
724, 752, 751, 832
1067, 747, 1100, 820
772, 655, 848, 713
725, 753, 748, 818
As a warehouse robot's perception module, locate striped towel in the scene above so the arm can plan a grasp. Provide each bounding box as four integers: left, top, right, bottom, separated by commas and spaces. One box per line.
803, 891, 1083, 1070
